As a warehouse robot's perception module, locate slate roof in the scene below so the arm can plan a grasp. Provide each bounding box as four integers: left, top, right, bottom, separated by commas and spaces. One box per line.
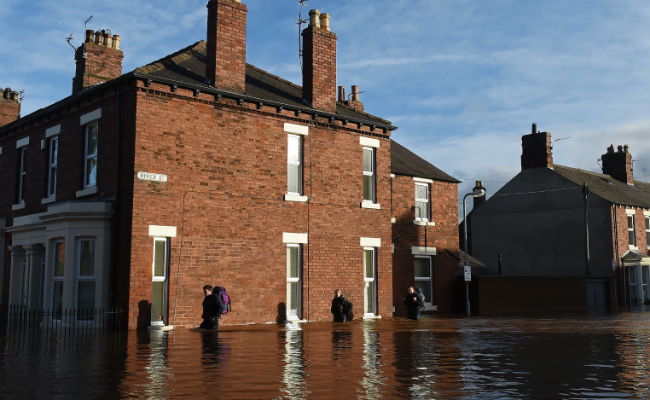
554, 165, 650, 208
1, 40, 393, 135
134, 40, 392, 127
391, 141, 459, 183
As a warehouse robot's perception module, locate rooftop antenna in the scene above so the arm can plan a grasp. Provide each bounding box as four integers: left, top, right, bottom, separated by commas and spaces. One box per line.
554, 137, 571, 142
84, 15, 94, 32
66, 33, 76, 51
297, 0, 308, 71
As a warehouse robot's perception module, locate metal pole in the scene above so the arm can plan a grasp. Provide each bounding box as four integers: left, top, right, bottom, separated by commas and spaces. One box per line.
463, 193, 470, 316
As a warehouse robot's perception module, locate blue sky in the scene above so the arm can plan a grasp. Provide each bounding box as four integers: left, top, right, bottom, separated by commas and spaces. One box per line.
1, 0, 648, 211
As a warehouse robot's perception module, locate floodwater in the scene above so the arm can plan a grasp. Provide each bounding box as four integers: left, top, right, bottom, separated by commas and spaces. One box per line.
2, 312, 650, 399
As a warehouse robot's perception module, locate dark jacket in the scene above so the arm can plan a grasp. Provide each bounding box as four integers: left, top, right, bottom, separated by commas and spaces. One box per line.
202, 293, 224, 321
331, 295, 353, 322
404, 291, 425, 320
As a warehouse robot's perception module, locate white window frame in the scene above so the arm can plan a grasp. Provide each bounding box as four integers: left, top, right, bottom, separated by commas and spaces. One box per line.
287, 134, 303, 195
362, 147, 376, 203
46, 136, 58, 198
286, 244, 302, 321
75, 237, 96, 320
363, 247, 377, 316
414, 182, 430, 222
151, 237, 169, 326
413, 255, 434, 307
83, 121, 98, 189
16, 147, 27, 204
643, 213, 650, 253
627, 212, 636, 248
284, 123, 309, 202
51, 240, 65, 319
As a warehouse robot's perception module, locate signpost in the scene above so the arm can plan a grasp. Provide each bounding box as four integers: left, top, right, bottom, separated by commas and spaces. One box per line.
137, 171, 168, 183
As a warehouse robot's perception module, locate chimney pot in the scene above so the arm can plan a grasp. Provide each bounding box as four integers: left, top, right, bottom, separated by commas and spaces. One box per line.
607, 144, 614, 154
532, 123, 536, 134
338, 86, 345, 102
624, 144, 629, 153
320, 13, 330, 32
309, 9, 321, 28
94, 31, 101, 44
85, 30, 94, 43
617, 145, 623, 153
351, 85, 360, 101
112, 35, 120, 50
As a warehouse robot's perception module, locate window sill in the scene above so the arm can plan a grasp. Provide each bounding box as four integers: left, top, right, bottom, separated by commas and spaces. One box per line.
76, 186, 98, 198
11, 202, 25, 211
361, 201, 381, 210
629, 245, 638, 250
284, 193, 309, 202
41, 195, 56, 205
413, 220, 435, 226
362, 314, 382, 320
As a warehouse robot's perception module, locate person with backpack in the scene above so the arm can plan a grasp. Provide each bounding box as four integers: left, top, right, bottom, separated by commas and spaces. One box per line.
331, 289, 353, 322
200, 284, 231, 329
404, 285, 425, 320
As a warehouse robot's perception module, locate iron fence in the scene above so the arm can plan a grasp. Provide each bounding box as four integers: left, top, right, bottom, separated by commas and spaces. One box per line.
2, 304, 126, 336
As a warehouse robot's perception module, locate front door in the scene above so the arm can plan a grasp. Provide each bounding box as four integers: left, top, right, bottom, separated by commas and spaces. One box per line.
151, 238, 169, 326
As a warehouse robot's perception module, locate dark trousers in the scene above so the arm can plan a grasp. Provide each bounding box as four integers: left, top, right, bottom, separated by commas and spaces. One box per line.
200, 317, 219, 329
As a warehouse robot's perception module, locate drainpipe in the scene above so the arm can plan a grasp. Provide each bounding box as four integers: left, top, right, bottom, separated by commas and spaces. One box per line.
583, 183, 590, 278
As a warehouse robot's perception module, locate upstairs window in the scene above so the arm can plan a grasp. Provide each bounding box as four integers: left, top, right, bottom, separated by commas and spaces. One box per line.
414, 183, 430, 221
645, 217, 650, 252
628, 214, 636, 247
362, 147, 376, 202
16, 147, 26, 203
287, 134, 303, 195
47, 136, 58, 197
83, 121, 98, 188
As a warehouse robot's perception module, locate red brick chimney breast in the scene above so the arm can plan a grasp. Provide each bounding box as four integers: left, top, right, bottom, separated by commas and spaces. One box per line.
521, 123, 553, 170
72, 29, 124, 94
0, 88, 20, 126
601, 144, 634, 185
302, 9, 337, 113
206, 0, 247, 93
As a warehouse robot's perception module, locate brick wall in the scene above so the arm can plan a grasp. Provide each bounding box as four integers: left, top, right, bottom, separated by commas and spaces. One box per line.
206, 0, 247, 92
125, 81, 392, 328
301, 21, 337, 113
391, 175, 459, 315
0, 91, 123, 221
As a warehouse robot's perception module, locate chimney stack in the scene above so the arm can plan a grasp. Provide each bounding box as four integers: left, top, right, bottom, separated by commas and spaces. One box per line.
206, 0, 247, 93
521, 123, 553, 170
72, 29, 124, 94
302, 9, 337, 113
0, 87, 21, 126
601, 144, 633, 185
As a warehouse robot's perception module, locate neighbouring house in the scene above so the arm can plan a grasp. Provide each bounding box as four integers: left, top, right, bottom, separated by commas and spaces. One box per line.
0, 1, 464, 330
469, 124, 650, 313
390, 141, 465, 315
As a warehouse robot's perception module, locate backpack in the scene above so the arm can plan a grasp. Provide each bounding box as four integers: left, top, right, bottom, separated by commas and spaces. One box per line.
213, 286, 231, 314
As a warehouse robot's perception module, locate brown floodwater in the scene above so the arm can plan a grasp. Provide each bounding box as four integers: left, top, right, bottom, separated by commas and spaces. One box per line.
2, 311, 650, 399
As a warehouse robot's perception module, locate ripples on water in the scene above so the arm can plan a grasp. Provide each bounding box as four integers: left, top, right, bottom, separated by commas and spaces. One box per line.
1, 312, 650, 399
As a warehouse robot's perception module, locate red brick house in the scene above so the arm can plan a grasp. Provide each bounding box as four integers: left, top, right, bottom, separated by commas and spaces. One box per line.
390, 142, 462, 315
0, 1, 463, 329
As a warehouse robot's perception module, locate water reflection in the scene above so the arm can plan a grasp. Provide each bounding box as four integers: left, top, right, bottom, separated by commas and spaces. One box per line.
280, 323, 307, 399
1, 313, 650, 398
360, 324, 384, 399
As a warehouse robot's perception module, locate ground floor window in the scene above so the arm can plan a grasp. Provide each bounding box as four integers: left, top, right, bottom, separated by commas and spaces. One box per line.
364, 248, 377, 315
77, 239, 96, 320
627, 265, 650, 305
286, 244, 302, 320
414, 256, 433, 305
151, 238, 169, 326
52, 241, 65, 318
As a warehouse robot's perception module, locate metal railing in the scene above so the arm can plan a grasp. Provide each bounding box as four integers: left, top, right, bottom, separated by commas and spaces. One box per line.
2, 305, 126, 336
